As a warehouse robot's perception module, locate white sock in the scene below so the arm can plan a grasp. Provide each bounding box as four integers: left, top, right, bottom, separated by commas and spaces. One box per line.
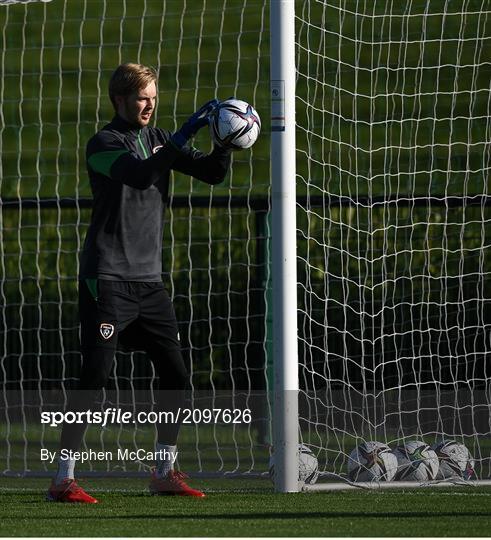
55, 455, 76, 484
155, 443, 177, 478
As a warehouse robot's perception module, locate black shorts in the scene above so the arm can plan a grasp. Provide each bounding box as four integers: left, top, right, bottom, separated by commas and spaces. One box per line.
79, 279, 181, 353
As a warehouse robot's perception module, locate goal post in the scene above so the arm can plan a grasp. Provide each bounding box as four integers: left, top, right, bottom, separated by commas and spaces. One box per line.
270, 0, 299, 493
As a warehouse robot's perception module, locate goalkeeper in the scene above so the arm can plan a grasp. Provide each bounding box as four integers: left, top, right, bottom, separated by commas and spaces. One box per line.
47, 63, 232, 503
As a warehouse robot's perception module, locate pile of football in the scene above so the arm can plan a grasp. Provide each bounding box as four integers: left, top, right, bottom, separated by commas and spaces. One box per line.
347, 439, 475, 483
267, 438, 475, 486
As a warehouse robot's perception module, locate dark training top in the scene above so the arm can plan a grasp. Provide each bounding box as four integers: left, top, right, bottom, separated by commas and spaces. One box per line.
79, 115, 231, 282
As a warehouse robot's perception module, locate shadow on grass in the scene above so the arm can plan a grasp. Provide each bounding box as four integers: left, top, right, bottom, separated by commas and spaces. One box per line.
14, 511, 491, 521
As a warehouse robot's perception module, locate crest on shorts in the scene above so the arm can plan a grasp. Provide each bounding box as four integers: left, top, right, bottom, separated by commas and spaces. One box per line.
99, 323, 114, 340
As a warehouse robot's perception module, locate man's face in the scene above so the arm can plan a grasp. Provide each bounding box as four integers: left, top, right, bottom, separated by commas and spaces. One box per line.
115, 81, 157, 128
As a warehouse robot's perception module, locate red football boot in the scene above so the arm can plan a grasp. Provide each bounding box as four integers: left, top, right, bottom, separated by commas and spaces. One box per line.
46, 479, 99, 503
149, 470, 205, 497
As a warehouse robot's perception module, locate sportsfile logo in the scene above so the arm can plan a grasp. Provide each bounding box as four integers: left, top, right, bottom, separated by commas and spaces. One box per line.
40, 407, 252, 427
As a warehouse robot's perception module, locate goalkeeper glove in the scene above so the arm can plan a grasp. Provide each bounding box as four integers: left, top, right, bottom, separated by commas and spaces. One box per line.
171, 99, 219, 148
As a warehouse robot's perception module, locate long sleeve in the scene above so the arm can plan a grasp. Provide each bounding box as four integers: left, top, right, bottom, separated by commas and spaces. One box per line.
86, 130, 181, 190
171, 144, 232, 185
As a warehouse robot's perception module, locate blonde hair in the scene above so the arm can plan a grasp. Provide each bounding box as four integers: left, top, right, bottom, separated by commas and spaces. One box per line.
108, 63, 157, 110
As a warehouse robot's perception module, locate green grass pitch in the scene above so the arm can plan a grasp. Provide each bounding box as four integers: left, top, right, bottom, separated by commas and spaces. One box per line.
1, 478, 490, 537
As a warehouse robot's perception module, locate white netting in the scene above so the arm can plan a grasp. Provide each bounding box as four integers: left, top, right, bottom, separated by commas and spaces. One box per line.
0, 0, 270, 476
296, 0, 491, 483
0, 1, 52, 6
2, 0, 490, 487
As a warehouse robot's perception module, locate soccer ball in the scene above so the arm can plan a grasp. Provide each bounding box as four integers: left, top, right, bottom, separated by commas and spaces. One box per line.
347, 441, 398, 482
210, 98, 261, 149
268, 444, 319, 485
393, 440, 439, 481
431, 440, 475, 480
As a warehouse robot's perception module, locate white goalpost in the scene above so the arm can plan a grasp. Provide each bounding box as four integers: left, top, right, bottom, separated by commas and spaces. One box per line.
0, 0, 490, 491
270, 0, 298, 493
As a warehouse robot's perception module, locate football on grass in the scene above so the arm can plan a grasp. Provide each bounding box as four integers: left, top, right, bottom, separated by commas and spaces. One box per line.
431, 440, 475, 480
393, 440, 439, 481
210, 98, 261, 149
269, 443, 319, 485
347, 441, 398, 482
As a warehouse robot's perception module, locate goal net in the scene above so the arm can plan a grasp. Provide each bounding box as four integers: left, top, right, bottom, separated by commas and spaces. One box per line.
0, 0, 490, 489
295, 0, 491, 487
0, 0, 271, 478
